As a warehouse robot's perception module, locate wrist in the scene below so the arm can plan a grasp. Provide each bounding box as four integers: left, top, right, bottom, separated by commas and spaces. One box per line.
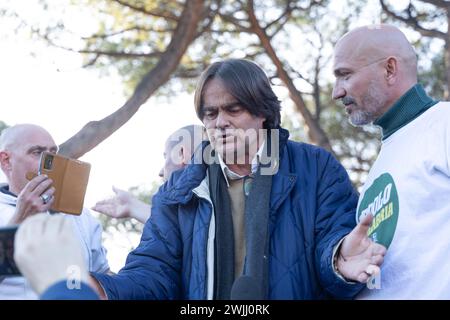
89, 275, 107, 300
331, 237, 352, 283
333, 250, 346, 280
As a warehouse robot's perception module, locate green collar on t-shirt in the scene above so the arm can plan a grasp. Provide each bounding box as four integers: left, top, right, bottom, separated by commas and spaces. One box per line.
374, 84, 438, 140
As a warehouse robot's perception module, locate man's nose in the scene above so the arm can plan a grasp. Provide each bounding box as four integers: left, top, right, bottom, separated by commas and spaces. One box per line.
158, 167, 164, 178
332, 82, 346, 100
215, 110, 231, 129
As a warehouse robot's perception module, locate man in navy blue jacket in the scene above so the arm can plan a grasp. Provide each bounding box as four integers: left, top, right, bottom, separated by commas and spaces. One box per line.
15, 59, 386, 300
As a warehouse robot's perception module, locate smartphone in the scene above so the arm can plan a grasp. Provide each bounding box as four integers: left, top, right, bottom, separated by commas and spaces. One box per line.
0, 226, 20, 276
37, 152, 91, 215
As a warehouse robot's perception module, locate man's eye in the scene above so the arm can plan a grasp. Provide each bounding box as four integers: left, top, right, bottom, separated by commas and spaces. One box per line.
227, 105, 243, 114
340, 72, 351, 80
204, 110, 217, 119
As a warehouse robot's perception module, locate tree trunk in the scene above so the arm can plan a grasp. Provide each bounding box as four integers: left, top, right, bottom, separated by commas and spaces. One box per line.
59, 0, 205, 158
246, 1, 334, 154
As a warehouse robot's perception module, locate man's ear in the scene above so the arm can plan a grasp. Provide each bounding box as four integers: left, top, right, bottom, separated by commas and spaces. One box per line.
385, 56, 398, 84
0, 151, 11, 173
180, 146, 190, 165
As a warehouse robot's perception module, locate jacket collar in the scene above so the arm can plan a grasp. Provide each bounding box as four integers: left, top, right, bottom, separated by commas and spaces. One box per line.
374, 84, 438, 140
156, 127, 294, 206
0, 184, 17, 207
217, 141, 265, 186
0, 184, 16, 198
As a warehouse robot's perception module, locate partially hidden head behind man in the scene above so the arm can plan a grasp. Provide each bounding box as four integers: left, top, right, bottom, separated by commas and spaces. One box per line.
93, 124, 205, 224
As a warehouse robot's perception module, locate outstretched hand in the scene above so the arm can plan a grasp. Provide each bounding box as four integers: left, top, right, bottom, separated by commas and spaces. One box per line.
336, 214, 387, 283
92, 186, 151, 224
92, 186, 134, 219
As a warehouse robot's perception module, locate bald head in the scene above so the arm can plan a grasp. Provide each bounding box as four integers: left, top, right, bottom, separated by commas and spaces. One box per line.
0, 124, 57, 194
0, 124, 55, 152
332, 25, 419, 126
335, 24, 417, 80
166, 125, 206, 153
159, 125, 206, 181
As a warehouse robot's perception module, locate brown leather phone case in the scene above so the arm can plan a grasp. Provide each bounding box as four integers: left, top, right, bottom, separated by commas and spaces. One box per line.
37, 152, 91, 215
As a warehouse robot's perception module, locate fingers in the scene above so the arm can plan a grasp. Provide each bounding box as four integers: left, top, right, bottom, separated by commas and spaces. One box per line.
15, 213, 47, 248
14, 213, 88, 295
47, 214, 68, 237
356, 264, 381, 283
92, 200, 108, 210
40, 195, 55, 212
372, 243, 387, 256
113, 186, 133, 202
57, 215, 71, 234
41, 212, 66, 235
94, 194, 120, 208
20, 175, 54, 207
371, 254, 384, 266
346, 214, 374, 244
24, 175, 52, 194
32, 178, 54, 198
92, 203, 114, 216
357, 272, 370, 283
23, 174, 48, 191
356, 213, 373, 234
366, 264, 380, 275
112, 186, 126, 195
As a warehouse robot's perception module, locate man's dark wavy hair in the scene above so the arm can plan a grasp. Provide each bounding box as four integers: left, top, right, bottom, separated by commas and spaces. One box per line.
194, 59, 281, 129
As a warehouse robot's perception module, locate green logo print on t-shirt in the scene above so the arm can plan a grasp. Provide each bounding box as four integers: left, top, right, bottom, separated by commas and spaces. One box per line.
357, 173, 399, 248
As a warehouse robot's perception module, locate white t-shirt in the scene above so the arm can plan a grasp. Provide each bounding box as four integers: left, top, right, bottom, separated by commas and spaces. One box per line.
357, 102, 450, 299
0, 187, 109, 300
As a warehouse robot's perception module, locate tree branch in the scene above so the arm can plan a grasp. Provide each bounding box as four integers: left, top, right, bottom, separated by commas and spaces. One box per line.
218, 12, 251, 32
36, 29, 163, 59
111, 0, 179, 21
420, 0, 450, 9
81, 26, 174, 40
195, 0, 221, 38
265, 0, 294, 31
246, 0, 334, 153
380, 0, 447, 40
78, 48, 162, 59
59, 0, 206, 158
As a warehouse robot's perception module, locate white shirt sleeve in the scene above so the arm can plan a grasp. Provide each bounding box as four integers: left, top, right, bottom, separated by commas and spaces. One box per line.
83, 209, 110, 273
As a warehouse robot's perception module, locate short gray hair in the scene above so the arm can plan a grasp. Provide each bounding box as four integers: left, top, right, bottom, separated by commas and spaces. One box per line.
0, 127, 14, 151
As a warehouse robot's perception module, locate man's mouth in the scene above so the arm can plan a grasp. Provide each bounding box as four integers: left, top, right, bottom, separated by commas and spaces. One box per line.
215, 134, 233, 143
343, 102, 356, 114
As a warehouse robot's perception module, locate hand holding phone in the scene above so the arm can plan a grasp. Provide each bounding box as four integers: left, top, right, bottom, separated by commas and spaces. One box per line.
26, 152, 91, 215
11, 175, 55, 225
